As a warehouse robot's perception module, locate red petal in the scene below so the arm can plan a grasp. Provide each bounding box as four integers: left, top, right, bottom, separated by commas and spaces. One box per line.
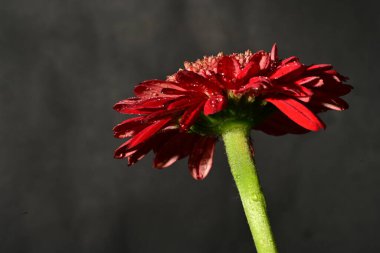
122, 131, 175, 165
266, 97, 325, 131
134, 80, 186, 98
321, 98, 349, 111
270, 43, 278, 62
306, 64, 332, 72
318, 82, 353, 97
294, 76, 320, 86
180, 102, 205, 131
254, 111, 309, 135
312, 96, 349, 111
113, 98, 140, 112
217, 56, 241, 80
281, 56, 299, 65
143, 110, 176, 122
114, 139, 134, 159
203, 95, 226, 115
237, 61, 260, 80
249, 51, 270, 71
270, 62, 304, 80
160, 88, 194, 96
113, 97, 175, 114
167, 96, 203, 110
188, 137, 216, 180
127, 144, 152, 166
113, 116, 146, 138
261, 83, 313, 102
153, 133, 198, 169
259, 53, 270, 70
239, 76, 271, 93
175, 70, 222, 95
282, 84, 313, 97
127, 118, 171, 149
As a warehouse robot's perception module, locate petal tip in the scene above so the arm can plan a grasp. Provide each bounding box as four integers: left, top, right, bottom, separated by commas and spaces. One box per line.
270, 43, 278, 61
191, 171, 206, 180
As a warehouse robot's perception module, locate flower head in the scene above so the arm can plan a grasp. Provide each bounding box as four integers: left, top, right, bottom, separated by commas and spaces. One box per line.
113, 44, 352, 179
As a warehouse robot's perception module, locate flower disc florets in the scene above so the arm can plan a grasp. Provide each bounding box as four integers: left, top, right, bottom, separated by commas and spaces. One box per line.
113, 44, 352, 180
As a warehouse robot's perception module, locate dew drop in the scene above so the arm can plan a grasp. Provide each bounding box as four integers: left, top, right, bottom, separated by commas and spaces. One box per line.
252, 194, 259, 201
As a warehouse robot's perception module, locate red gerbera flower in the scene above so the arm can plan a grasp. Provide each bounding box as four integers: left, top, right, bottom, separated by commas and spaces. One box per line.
113, 44, 352, 179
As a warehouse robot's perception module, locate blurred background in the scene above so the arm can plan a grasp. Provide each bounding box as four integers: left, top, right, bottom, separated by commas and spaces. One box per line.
1, 0, 379, 252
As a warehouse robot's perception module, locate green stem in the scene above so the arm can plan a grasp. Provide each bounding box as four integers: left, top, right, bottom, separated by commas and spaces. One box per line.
221, 122, 278, 253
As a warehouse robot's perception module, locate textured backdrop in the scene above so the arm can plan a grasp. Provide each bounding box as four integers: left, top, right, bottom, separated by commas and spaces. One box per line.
1, 0, 379, 252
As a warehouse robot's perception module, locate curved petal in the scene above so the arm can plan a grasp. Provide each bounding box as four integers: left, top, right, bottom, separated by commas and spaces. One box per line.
258, 53, 270, 71
312, 96, 349, 111
254, 111, 310, 135
180, 102, 205, 131
154, 133, 198, 169
113, 97, 175, 114
167, 96, 203, 111
281, 56, 299, 65
115, 130, 176, 165
270, 62, 305, 80
306, 64, 333, 73
237, 61, 260, 80
203, 95, 227, 115
294, 76, 320, 86
318, 80, 353, 97
175, 70, 222, 95
238, 76, 271, 93
188, 137, 216, 180
266, 97, 325, 131
127, 118, 171, 149
245, 50, 270, 72
114, 139, 134, 159
113, 116, 146, 138
127, 144, 152, 166
134, 80, 186, 98
217, 56, 241, 80
270, 43, 278, 62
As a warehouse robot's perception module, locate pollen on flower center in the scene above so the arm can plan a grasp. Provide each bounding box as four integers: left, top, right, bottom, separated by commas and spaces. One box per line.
182, 50, 255, 77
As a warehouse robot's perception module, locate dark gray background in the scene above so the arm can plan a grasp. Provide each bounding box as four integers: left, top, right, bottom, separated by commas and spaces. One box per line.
1, 0, 379, 252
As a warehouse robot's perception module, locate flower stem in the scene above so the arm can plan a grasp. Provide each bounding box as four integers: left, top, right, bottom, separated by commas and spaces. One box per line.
221, 122, 278, 253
